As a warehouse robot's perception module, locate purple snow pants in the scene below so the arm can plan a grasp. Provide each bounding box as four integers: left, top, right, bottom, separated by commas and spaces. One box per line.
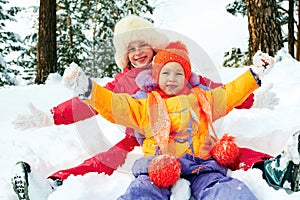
117, 154, 258, 200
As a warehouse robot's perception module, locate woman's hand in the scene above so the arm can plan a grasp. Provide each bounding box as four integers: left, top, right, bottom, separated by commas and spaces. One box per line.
62, 62, 91, 99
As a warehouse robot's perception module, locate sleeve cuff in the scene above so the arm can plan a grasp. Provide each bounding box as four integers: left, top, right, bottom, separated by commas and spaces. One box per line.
249, 68, 261, 86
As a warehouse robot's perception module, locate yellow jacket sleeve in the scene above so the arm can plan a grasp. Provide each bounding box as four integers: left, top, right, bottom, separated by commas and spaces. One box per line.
83, 81, 151, 134
207, 69, 259, 121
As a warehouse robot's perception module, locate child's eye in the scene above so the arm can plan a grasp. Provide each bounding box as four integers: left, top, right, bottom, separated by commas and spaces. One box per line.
162, 71, 169, 75
176, 73, 183, 76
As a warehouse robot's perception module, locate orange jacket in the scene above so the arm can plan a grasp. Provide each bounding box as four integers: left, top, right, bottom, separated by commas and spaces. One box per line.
84, 70, 259, 159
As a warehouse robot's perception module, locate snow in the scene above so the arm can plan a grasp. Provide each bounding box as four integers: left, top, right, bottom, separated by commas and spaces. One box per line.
1, 50, 300, 199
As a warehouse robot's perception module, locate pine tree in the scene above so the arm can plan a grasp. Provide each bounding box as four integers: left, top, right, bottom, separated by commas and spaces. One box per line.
0, 0, 22, 86
56, 0, 155, 78
222, 48, 248, 68
14, 27, 38, 84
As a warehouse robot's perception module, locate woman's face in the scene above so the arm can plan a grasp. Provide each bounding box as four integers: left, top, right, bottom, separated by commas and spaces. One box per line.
127, 41, 154, 68
158, 62, 186, 96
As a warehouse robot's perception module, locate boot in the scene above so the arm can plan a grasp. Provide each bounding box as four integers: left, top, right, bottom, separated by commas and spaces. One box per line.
11, 161, 62, 200
11, 161, 31, 200
263, 130, 300, 192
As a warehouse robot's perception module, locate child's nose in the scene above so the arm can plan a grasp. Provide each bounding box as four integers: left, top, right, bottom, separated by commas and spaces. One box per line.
168, 74, 176, 81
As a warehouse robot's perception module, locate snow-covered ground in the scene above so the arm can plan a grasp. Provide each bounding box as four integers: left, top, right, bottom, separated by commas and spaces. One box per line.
1, 50, 300, 199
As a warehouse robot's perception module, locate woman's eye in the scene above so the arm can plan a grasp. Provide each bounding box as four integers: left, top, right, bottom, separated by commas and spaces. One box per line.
140, 44, 150, 49
128, 48, 135, 52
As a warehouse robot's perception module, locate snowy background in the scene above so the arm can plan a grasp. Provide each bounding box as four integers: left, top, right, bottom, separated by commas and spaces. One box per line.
2, 0, 300, 200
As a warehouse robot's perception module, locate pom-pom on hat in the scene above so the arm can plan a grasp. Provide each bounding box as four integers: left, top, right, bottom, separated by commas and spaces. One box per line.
113, 15, 169, 70
152, 41, 191, 83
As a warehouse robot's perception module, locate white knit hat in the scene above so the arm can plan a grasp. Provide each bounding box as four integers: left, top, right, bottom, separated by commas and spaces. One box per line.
113, 15, 169, 69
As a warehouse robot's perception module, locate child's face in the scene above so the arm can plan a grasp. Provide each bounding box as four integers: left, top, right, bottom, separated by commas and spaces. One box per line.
127, 41, 154, 68
158, 62, 186, 96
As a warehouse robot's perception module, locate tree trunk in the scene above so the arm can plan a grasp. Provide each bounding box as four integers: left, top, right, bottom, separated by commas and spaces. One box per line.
288, 0, 295, 57
296, 0, 300, 60
246, 0, 283, 59
35, 0, 57, 84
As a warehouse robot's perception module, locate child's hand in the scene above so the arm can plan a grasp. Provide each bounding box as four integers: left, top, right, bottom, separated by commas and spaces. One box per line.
12, 103, 54, 130
188, 72, 200, 87
135, 69, 157, 92
251, 50, 275, 79
62, 63, 91, 99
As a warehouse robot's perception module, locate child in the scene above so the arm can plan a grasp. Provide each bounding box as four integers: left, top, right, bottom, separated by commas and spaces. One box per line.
133, 43, 300, 193
62, 41, 270, 199
11, 14, 276, 189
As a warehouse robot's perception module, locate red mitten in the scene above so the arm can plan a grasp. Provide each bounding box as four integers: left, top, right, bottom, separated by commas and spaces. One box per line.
148, 154, 181, 188
210, 134, 240, 169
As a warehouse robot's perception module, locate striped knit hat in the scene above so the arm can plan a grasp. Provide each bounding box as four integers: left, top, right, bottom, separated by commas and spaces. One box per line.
152, 41, 191, 83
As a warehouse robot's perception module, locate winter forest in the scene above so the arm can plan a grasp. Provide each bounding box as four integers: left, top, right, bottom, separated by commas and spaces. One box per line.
1, 0, 300, 87
2, 0, 300, 200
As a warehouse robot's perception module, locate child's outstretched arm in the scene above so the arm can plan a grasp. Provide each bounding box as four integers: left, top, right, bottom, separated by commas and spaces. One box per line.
209, 51, 276, 121
62, 63, 146, 132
